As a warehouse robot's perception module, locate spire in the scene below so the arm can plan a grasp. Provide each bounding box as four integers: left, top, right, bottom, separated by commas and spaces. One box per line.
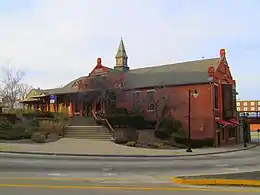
114, 38, 129, 72
115, 38, 128, 59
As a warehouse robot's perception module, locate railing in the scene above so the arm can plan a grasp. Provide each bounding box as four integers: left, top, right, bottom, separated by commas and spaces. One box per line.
92, 110, 115, 139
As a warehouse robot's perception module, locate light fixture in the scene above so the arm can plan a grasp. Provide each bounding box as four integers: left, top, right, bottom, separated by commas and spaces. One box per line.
193, 89, 199, 98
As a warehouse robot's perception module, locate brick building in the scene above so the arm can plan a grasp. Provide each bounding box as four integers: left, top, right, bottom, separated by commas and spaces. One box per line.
22, 39, 239, 146
236, 100, 260, 112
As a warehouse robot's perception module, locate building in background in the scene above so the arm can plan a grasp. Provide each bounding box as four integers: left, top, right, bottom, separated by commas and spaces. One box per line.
236, 100, 260, 136
236, 100, 260, 113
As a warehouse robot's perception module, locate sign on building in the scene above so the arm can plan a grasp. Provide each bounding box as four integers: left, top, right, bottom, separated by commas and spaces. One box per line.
50, 95, 56, 104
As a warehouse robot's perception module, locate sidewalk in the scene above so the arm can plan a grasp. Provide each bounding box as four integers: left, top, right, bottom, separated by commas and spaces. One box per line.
173, 171, 260, 187
0, 138, 258, 157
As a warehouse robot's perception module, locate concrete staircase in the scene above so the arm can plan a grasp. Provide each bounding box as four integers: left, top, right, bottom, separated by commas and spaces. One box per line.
64, 116, 111, 140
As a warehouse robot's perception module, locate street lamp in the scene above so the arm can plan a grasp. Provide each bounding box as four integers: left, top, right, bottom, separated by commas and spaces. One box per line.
242, 112, 249, 147
186, 89, 199, 153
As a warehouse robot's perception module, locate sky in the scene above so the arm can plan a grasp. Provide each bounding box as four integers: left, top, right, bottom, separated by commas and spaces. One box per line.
0, 0, 259, 100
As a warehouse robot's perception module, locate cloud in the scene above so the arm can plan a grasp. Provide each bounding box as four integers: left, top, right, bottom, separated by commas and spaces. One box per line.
0, 0, 259, 99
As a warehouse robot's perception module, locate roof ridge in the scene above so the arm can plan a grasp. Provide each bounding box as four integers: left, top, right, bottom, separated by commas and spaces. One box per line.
130, 57, 220, 71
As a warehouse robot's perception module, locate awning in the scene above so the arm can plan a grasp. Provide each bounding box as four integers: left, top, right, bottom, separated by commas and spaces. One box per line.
217, 120, 234, 126
229, 118, 240, 126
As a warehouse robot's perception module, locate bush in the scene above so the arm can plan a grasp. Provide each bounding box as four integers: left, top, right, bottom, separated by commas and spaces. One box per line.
125, 141, 136, 147
175, 137, 214, 148
160, 116, 183, 134
106, 114, 156, 129
106, 108, 128, 115
154, 129, 170, 140
22, 111, 56, 119
0, 123, 26, 140
31, 132, 46, 143
0, 113, 18, 124
37, 118, 65, 136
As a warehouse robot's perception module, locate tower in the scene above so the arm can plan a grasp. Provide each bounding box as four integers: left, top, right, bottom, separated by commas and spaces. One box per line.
114, 38, 129, 72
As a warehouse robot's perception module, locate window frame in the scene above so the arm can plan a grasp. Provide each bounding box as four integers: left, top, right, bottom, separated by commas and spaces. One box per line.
146, 89, 156, 112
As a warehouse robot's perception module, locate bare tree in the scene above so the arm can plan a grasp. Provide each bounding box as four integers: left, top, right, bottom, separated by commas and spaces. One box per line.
77, 72, 124, 112
0, 67, 25, 108
17, 83, 33, 100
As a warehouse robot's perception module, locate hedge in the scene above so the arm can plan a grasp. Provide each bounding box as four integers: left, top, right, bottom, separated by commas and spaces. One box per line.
0, 113, 19, 124
106, 114, 156, 129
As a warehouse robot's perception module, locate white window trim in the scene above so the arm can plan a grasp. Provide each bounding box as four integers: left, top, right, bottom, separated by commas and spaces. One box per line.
146, 89, 155, 92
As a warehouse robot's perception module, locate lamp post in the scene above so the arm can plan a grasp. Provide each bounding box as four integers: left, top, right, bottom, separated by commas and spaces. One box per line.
186, 89, 199, 153
242, 112, 249, 147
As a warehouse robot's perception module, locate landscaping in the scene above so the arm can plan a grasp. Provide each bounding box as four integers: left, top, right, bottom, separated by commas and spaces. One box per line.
104, 108, 214, 149
0, 110, 69, 143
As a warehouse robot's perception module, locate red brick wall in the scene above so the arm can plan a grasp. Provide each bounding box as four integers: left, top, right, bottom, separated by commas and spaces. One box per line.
117, 83, 215, 140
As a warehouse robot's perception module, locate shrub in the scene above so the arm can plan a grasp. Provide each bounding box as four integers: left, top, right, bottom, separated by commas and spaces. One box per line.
106, 114, 155, 129
154, 129, 170, 140
37, 118, 65, 136
31, 132, 46, 143
160, 116, 183, 134
125, 141, 136, 147
0, 113, 17, 124
0, 123, 26, 140
174, 137, 214, 148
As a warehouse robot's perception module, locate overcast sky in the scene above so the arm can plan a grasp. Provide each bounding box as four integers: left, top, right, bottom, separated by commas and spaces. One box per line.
0, 0, 259, 99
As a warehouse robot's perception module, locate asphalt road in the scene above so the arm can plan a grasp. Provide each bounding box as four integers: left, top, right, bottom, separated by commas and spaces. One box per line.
0, 146, 260, 194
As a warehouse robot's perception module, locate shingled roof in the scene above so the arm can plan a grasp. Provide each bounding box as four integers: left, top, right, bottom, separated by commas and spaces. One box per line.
123, 57, 220, 89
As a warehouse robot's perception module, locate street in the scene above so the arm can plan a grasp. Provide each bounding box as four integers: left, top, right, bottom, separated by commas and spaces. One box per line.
0, 147, 260, 194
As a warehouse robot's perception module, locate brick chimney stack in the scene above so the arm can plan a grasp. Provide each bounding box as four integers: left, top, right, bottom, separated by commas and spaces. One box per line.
220, 48, 226, 58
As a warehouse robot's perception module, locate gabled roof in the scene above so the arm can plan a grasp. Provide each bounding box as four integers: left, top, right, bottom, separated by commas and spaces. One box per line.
123, 57, 220, 89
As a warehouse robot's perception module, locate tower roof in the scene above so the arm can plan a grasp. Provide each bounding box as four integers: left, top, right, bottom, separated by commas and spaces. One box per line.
115, 38, 128, 59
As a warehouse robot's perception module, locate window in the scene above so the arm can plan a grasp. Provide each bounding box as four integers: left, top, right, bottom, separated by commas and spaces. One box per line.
222, 128, 225, 140
244, 107, 248, 111
229, 128, 236, 138
214, 85, 219, 109
251, 102, 255, 106
258, 107, 260, 111
258, 102, 260, 105
147, 90, 155, 111
243, 102, 247, 106
236, 102, 240, 106
251, 107, 255, 111
237, 107, 240, 111
133, 91, 141, 112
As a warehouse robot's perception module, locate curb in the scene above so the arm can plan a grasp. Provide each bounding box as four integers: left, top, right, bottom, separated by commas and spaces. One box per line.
172, 177, 260, 187
0, 144, 258, 158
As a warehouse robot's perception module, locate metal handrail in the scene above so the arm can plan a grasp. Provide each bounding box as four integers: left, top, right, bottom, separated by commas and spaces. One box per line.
92, 110, 115, 138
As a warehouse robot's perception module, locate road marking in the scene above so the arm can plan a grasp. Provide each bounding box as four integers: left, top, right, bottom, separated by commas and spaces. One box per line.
0, 183, 259, 192
216, 165, 230, 167
47, 173, 63, 177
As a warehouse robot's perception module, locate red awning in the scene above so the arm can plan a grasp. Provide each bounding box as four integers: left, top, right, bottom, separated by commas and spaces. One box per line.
229, 118, 240, 125
217, 120, 234, 126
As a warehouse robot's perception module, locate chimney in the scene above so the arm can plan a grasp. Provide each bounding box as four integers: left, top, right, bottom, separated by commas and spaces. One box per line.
219, 49, 226, 58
